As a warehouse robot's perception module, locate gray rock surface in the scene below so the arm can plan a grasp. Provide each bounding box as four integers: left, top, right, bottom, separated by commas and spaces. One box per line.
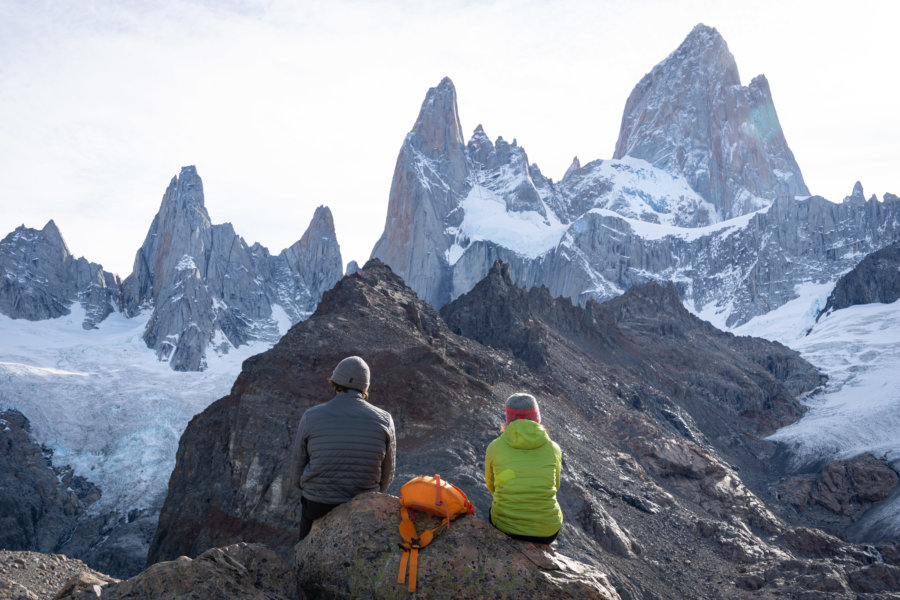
0, 221, 119, 329
613, 23, 808, 218
295, 493, 621, 599
51, 543, 294, 600
121, 166, 344, 371
0, 550, 116, 600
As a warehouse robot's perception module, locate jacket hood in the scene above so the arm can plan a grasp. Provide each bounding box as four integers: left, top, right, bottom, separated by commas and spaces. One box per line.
502, 418, 550, 450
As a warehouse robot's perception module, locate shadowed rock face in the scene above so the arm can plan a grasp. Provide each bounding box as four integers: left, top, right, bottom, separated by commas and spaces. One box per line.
819, 240, 900, 319
146, 260, 900, 598
0, 410, 100, 553
0, 409, 158, 580
441, 260, 823, 466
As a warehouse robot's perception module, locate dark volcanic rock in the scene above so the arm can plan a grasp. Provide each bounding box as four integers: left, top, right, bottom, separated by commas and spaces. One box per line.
147, 260, 899, 599
819, 240, 900, 319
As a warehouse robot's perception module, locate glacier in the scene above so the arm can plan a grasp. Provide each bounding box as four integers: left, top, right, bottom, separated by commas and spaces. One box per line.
0, 304, 281, 516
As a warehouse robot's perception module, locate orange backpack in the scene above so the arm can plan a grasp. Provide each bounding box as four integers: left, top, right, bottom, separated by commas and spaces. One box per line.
397, 474, 474, 593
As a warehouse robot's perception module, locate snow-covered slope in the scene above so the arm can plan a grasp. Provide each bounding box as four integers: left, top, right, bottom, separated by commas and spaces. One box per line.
733, 284, 900, 538
0, 305, 282, 517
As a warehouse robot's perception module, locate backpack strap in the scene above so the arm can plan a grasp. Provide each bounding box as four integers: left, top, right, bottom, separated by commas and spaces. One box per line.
397, 506, 445, 593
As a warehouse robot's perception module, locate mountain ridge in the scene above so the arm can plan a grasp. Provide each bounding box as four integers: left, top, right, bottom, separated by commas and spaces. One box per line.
1, 165, 344, 371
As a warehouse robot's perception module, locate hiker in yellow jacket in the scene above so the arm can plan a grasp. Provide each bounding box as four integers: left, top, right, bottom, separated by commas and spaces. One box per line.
485, 393, 563, 543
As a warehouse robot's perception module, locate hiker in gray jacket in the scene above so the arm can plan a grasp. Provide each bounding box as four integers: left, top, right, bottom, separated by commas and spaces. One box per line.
291, 355, 396, 540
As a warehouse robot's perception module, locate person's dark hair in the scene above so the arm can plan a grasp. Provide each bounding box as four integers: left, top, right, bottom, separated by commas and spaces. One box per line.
331, 380, 369, 400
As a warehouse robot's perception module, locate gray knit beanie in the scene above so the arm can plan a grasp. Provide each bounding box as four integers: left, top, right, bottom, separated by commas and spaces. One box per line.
330, 356, 370, 392
505, 392, 541, 424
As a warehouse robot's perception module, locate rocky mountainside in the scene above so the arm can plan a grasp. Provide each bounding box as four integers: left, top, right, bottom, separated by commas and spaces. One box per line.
0, 166, 344, 371
819, 237, 900, 319
0, 221, 120, 329
370, 26, 900, 328
0, 410, 100, 554
146, 260, 899, 599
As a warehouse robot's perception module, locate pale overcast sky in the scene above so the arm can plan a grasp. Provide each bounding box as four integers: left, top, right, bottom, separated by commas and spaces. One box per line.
1, 0, 898, 276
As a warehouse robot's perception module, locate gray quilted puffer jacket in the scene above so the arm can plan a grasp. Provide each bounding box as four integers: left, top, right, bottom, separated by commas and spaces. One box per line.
290, 390, 396, 504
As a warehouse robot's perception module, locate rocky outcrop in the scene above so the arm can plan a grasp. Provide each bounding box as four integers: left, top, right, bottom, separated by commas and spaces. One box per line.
0, 221, 120, 329
0, 409, 154, 580
296, 493, 620, 599
121, 167, 344, 371
54, 495, 619, 599
0, 410, 100, 554
819, 237, 900, 319
53, 544, 295, 600
0, 550, 116, 600
613, 24, 808, 218
774, 454, 900, 531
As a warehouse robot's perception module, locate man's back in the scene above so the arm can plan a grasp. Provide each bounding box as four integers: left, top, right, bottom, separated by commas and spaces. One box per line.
296, 390, 396, 504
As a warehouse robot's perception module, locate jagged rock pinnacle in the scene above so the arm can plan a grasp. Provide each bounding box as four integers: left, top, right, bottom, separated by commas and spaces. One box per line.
613, 23, 808, 218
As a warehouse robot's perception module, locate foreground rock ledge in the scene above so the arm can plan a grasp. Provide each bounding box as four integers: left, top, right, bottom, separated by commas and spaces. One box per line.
296, 493, 621, 599
55, 493, 620, 599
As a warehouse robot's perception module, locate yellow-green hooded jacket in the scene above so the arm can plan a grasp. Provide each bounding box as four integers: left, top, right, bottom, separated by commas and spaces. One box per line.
485, 419, 563, 537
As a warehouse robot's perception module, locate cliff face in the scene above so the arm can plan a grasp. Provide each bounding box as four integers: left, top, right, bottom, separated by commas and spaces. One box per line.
819, 237, 900, 318
142, 260, 900, 599
370, 78, 468, 308
0, 221, 120, 329
613, 24, 808, 218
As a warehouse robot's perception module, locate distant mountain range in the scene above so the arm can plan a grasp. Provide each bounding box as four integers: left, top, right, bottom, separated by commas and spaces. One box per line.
1, 166, 344, 370
371, 24, 899, 328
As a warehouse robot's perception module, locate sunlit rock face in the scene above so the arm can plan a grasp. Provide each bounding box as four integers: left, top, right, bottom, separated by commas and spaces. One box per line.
613, 23, 809, 220
119, 166, 344, 371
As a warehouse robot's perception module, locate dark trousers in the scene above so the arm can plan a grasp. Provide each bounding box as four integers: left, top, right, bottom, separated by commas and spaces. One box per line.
489, 511, 559, 544
299, 497, 340, 541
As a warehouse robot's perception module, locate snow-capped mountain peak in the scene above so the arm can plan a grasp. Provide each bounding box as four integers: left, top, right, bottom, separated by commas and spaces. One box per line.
613, 24, 808, 220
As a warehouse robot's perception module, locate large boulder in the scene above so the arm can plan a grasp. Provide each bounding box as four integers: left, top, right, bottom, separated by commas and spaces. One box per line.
296, 493, 620, 600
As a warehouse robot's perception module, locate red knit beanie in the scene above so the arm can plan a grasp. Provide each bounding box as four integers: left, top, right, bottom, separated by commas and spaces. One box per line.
505, 393, 541, 424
